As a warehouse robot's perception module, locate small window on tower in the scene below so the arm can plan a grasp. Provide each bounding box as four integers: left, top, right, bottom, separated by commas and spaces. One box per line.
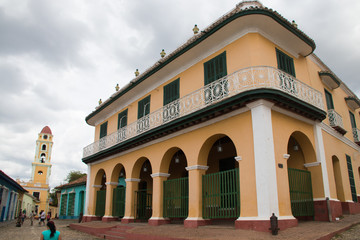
40, 153, 46, 163
42, 144, 46, 150
33, 192, 40, 200
38, 171, 43, 175
43, 135, 48, 140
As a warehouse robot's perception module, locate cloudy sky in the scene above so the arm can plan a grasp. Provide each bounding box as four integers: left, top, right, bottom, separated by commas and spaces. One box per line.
0, 0, 359, 189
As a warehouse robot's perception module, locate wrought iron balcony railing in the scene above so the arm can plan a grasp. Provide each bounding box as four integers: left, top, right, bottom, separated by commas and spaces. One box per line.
83, 66, 325, 158
328, 109, 347, 135
353, 128, 360, 145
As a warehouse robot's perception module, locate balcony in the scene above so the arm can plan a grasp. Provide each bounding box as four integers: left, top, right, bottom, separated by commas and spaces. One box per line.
328, 109, 347, 135
83, 66, 325, 159
353, 128, 360, 145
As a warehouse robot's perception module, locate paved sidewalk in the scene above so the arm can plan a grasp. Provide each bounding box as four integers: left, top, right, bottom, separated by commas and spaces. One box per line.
0, 219, 101, 240
70, 214, 360, 240
2, 214, 360, 240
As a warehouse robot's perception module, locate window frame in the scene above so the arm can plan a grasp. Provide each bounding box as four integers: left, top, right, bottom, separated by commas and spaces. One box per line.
99, 122, 108, 139
276, 48, 296, 77
349, 111, 357, 129
137, 95, 151, 119
163, 78, 180, 106
117, 109, 128, 129
346, 154, 357, 202
204, 51, 227, 85
324, 89, 335, 110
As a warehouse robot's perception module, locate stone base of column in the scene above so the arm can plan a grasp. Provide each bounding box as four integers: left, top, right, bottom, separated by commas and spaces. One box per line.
235, 216, 297, 232
82, 215, 102, 222
314, 199, 342, 221
341, 201, 360, 214
148, 217, 171, 226
121, 217, 135, 224
102, 216, 119, 222
184, 218, 211, 228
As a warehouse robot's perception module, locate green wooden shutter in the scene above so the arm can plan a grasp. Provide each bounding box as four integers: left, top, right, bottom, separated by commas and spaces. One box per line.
324, 90, 334, 110
60, 194, 68, 216
349, 111, 357, 128
276, 48, 295, 77
67, 193, 75, 216
346, 155, 357, 202
204, 52, 227, 85
117, 109, 128, 129
163, 79, 180, 105
138, 96, 151, 119
99, 122, 108, 139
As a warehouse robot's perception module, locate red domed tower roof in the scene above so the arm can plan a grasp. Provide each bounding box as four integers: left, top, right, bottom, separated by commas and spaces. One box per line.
40, 126, 52, 135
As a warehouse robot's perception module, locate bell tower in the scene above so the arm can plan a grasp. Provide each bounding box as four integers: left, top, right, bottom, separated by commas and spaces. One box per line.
31, 126, 53, 184
18, 126, 54, 214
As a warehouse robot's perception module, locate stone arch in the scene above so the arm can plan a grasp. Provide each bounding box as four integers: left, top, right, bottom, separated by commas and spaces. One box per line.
94, 169, 106, 188
159, 147, 188, 175
332, 156, 345, 201
111, 163, 126, 183
286, 131, 323, 219
287, 131, 317, 169
198, 134, 238, 168
131, 157, 151, 179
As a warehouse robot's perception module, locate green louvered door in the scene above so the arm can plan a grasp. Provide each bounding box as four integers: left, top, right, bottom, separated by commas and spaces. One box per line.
60, 194, 68, 216
288, 168, 314, 217
202, 168, 240, 219
67, 193, 75, 216
95, 190, 106, 217
135, 189, 152, 220
163, 177, 188, 218
112, 187, 126, 218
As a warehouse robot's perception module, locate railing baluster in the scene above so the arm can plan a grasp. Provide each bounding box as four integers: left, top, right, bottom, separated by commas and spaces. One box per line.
83, 67, 325, 158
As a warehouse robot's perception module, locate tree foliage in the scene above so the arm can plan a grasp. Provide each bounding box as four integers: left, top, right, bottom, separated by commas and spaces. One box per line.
65, 170, 86, 183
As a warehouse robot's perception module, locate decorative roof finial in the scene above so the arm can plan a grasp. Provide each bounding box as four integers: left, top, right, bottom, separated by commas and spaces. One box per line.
115, 83, 119, 91
135, 69, 139, 77
160, 49, 166, 58
193, 24, 199, 34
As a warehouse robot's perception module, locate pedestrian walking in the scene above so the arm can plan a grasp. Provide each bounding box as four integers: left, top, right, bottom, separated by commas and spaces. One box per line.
30, 210, 34, 226
46, 212, 51, 223
21, 210, 26, 225
39, 210, 46, 226
40, 221, 62, 240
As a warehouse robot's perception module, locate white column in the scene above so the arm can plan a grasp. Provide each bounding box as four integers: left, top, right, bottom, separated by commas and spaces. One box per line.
247, 100, 279, 218
314, 122, 330, 198
84, 164, 91, 216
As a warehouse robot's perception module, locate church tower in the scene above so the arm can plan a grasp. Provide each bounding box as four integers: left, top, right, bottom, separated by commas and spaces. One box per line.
19, 126, 53, 214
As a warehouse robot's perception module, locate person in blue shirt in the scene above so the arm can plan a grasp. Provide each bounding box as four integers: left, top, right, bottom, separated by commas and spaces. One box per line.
40, 221, 62, 240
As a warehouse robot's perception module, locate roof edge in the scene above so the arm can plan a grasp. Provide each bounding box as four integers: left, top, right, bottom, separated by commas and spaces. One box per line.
85, 6, 316, 125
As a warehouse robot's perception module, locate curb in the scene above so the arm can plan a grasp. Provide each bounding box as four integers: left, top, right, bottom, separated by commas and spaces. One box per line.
316, 222, 360, 240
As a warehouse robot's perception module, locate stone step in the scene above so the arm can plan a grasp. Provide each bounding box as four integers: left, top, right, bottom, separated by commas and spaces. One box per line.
115, 225, 133, 230
105, 230, 126, 237
103, 234, 125, 240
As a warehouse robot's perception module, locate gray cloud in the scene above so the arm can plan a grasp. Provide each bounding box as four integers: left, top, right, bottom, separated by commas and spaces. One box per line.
0, 0, 359, 189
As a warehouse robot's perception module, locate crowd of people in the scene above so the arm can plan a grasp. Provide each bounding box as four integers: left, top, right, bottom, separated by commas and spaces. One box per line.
16, 209, 62, 240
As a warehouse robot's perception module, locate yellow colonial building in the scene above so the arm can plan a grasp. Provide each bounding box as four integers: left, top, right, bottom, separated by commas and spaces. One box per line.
82, 1, 360, 231
19, 126, 53, 214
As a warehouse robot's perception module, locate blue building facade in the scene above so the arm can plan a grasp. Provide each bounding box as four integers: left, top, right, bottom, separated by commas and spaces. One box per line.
58, 176, 86, 219
0, 170, 27, 222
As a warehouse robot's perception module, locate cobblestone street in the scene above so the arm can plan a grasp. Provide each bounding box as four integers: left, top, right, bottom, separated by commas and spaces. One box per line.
0, 219, 101, 240
331, 223, 360, 240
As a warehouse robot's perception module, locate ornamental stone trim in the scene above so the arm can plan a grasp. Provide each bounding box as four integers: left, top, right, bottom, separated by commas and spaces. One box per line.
125, 178, 141, 182
150, 173, 170, 178
185, 165, 209, 171
304, 162, 321, 168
